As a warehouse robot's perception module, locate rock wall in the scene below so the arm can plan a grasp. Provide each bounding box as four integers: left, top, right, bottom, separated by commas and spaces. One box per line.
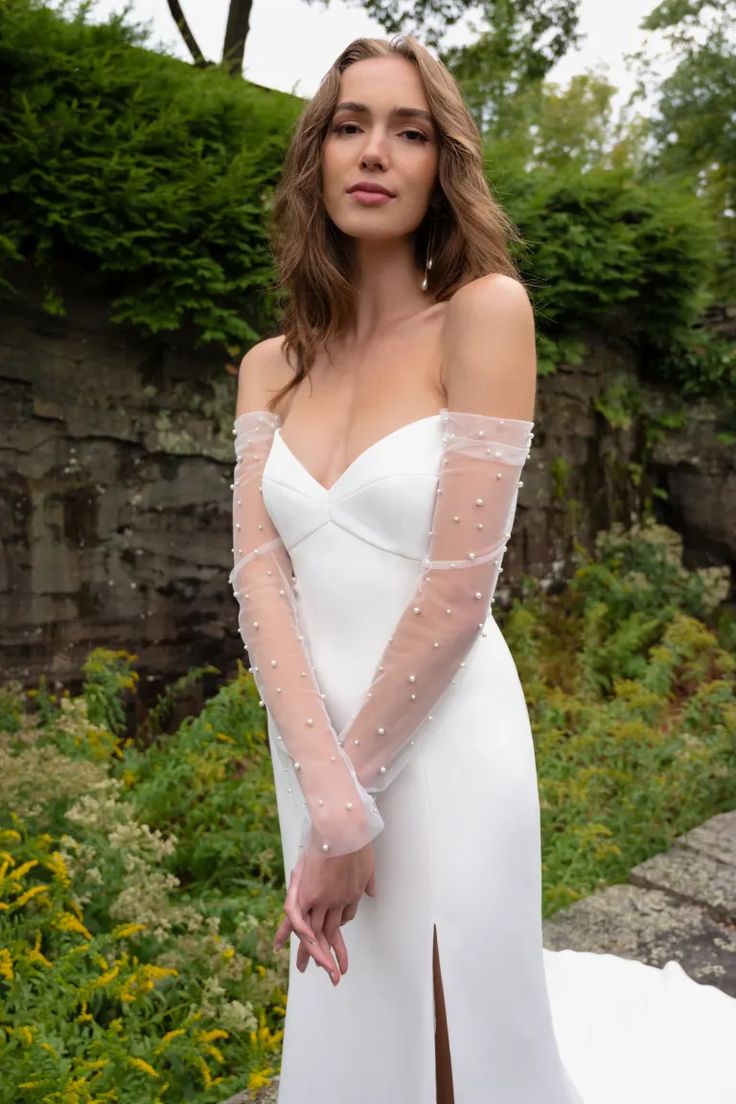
1, 273, 733, 694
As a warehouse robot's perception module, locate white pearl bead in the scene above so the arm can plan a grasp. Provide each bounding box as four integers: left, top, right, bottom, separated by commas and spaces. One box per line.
408, 675, 416, 683
318, 799, 324, 806
379, 766, 387, 774
346, 802, 353, 810
330, 755, 336, 762
413, 607, 421, 614
322, 843, 330, 852
496, 473, 502, 480
353, 739, 360, 745
474, 591, 482, 599
433, 641, 440, 648
252, 621, 259, 628
476, 498, 484, 506
445, 607, 452, 614
306, 718, 314, 726
377, 726, 385, 735
294, 761, 301, 770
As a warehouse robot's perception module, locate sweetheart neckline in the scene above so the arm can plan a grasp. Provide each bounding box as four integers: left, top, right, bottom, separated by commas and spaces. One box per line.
273, 409, 448, 495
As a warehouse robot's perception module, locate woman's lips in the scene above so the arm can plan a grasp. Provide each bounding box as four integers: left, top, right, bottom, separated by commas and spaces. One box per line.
348, 189, 395, 205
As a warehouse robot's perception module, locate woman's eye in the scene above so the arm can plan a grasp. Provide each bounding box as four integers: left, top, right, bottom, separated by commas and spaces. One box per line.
331, 123, 429, 143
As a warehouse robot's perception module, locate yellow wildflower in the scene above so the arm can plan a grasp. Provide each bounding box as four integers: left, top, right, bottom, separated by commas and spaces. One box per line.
40, 1041, 59, 1058
0, 830, 21, 844
112, 923, 147, 940
79, 1058, 109, 1071
17, 1026, 34, 1045
142, 964, 178, 980
197, 1028, 229, 1044
154, 1028, 186, 1054
0, 948, 13, 980
43, 851, 71, 886
69, 898, 84, 921
94, 964, 120, 987
128, 1057, 159, 1079
195, 1056, 223, 1089
55, 911, 93, 941
248, 1068, 274, 1091
10, 859, 39, 882
27, 931, 53, 969
13, 884, 49, 909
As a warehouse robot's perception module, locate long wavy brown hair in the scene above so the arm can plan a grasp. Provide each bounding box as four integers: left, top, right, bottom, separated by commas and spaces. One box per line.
266, 33, 527, 414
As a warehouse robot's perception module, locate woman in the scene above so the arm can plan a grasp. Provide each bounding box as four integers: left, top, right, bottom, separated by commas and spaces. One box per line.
230, 34, 736, 1104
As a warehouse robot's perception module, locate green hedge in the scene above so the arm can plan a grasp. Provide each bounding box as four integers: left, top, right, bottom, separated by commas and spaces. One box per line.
0, 0, 732, 399
0, 0, 303, 349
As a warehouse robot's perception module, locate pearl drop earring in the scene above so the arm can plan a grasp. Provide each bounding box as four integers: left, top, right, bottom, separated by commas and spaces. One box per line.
421, 249, 433, 292
421, 219, 435, 292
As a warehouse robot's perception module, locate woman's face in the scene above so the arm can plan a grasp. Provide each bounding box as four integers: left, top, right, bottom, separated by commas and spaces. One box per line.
321, 55, 439, 244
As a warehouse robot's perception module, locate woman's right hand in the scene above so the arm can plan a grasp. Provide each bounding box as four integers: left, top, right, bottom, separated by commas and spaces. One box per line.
294, 852, 377, 983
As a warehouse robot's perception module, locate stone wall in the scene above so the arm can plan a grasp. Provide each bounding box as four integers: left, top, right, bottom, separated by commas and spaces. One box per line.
1, 271, 733, 694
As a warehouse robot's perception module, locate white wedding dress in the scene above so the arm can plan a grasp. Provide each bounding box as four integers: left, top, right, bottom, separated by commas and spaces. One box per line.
229, 407, 736, 1104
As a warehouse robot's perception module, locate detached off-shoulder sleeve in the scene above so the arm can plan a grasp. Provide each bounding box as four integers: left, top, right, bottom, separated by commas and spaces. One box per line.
229, 411, 384, 859
336, 408, 534, 793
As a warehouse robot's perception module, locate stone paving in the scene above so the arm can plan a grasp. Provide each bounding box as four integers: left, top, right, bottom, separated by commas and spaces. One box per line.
542, 809, 736, 997
231, 808, 736, 1102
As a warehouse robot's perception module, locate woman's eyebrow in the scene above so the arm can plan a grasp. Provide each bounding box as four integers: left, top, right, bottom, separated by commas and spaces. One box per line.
333, 101, 435, 126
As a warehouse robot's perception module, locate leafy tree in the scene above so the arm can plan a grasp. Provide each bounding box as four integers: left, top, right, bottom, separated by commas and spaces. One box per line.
625, 0, 736, 294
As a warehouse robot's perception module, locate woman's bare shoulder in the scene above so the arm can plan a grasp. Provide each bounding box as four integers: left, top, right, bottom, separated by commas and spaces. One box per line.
237, 335, 294, 415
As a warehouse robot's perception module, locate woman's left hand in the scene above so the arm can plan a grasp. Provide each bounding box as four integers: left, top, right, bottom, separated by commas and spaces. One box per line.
273, 844, 376, 984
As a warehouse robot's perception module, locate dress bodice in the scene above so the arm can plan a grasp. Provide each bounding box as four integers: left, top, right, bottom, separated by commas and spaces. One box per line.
261, 412, 451, 730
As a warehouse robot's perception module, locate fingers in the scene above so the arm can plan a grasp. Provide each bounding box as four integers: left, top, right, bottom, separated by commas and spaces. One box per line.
323, 906, 348, 976
273, 913, 293, 952
309, 907, 339, 985
341, 901, 358, 924
296, 938, 311, 973
274, 858, 317, 953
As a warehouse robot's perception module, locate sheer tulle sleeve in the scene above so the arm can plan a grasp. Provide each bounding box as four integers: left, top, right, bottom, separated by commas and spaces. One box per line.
336, 408, 534, 793
229, 410, 384, 859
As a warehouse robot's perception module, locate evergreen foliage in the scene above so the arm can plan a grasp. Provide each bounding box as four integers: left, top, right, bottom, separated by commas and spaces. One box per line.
0, 525, 734, 1098
0, 0, 732, 398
